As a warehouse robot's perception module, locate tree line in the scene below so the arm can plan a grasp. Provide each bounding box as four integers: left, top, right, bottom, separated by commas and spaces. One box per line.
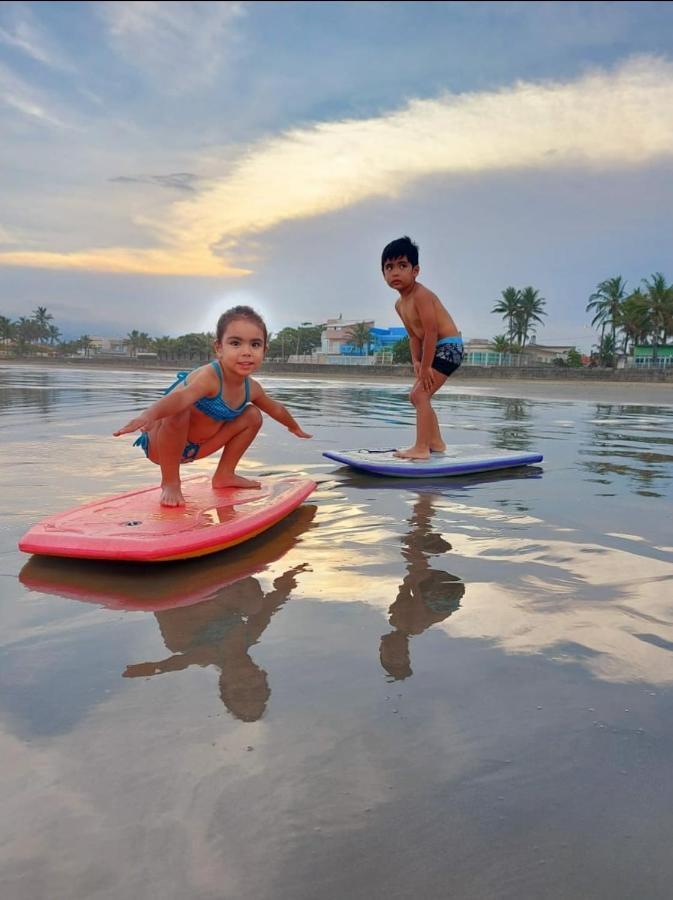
4, 273, 671, 367
585, 273, 673, 365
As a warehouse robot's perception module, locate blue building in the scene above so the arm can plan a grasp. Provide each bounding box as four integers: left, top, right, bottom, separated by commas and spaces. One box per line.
340, 326, 407, 356
369, 327, 408, 352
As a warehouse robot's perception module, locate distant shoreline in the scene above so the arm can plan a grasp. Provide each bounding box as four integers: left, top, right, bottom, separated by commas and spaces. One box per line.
3, 357, 672, 405
2, 355, 671, 383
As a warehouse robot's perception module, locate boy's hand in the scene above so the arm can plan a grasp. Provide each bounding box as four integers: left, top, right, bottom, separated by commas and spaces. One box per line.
288, 425, 312, 439
419, 367, 435, 392
113, 414, 153, 437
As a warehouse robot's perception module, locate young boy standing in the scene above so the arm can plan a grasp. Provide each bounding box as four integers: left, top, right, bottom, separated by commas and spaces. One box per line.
382, 236, 463, 459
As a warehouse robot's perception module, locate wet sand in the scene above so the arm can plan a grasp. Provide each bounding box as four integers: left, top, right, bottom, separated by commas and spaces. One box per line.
2, 365, 673, 899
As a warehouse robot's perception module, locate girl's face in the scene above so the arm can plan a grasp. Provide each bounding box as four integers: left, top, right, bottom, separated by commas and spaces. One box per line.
215, 318, 266, 375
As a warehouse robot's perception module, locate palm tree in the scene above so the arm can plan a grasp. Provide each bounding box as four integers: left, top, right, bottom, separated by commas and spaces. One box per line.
345, 321, 372, 356
641, 272, 673, 361
78, 335, 93, 358
515, 286, 547, 353
32, 306, 53, 342
0, 315, 13, 347
619, 289, 651, 356
491, 335, 512, 354
125, 330, 142, 357
47, 323, 61, 346
392, 336, 411, 363
136, 332, 153, 353
175, 332, 212, 361
15, 316, 40, 353
586, 277, 627, 365
154, 336, 176, 361
492, 287, 520, 346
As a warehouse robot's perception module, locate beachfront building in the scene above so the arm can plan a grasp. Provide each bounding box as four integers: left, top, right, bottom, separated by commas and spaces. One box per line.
308, 318, 406, 364
320, 317, 375, 355
464, 337, 575, 366
632, 345, 673, 368
369, 327, 408, 358
86, 336, 128, 356
464, 338, 514, 366
518, 338, 576, 365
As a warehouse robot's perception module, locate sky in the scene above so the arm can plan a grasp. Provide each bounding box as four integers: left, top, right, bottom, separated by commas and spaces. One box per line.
1, 1, 673, 351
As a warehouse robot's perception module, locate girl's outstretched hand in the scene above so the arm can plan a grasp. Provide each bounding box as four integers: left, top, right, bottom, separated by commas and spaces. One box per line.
289, 425, 312, 439
113, 414, 153, 437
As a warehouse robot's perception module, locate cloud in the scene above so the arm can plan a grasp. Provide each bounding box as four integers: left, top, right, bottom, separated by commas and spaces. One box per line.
0, 3, 73, 71
2, 55, 673, 277
109, 173, 201, 193
0, 247, 249, 277
0, 61, 70, 127
98, 0, 245, 92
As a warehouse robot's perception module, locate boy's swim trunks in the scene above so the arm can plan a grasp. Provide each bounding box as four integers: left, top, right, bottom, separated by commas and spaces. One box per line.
431, 336, 463, 377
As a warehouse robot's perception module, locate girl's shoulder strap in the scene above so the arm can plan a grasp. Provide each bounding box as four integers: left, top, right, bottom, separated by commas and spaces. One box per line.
164, 370, 191, 395
210, 359, 224, 392
244, 376, 250, 403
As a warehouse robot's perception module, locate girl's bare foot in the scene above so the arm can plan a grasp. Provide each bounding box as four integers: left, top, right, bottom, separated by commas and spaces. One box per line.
160, 483, 186, 507
212, 473, 261, 490
394, 446, 431, 460
430, 443, 447, 453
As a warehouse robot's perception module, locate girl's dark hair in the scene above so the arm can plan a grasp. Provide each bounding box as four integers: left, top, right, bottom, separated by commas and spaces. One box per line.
215, 305, 268, 347
381, 235, 419, 270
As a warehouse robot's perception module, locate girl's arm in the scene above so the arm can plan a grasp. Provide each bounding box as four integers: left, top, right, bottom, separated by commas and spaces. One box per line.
113, 367, 217, 436
249, 381, 312, 438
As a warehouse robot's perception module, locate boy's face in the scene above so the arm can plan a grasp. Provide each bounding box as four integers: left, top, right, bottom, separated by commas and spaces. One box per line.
382, 255, 419, 292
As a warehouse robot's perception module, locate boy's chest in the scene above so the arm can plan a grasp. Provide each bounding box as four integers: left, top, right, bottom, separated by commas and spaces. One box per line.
396, 298, 422, 333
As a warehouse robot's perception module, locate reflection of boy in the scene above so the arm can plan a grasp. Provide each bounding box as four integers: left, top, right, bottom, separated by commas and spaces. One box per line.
380, 494, 464, 680
123, 565, 306, 721
380, 569, 464, 680
382, 236, 463, 460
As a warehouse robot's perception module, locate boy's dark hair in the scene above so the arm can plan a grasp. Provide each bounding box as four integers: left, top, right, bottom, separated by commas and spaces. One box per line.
216, 305, 268, 347
381, 236, 419, 270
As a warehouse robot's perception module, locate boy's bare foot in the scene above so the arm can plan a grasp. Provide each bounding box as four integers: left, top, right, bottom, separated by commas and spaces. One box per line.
160, 483, 186, 507
394, 446, 431, 460
430, 443, 447, 453
212, 473, 261, 490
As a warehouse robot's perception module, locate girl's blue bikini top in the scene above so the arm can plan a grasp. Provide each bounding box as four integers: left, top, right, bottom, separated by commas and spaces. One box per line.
166, 361, 250, 422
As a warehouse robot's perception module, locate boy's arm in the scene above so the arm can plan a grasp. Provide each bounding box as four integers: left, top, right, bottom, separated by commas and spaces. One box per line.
416, 292, 439, 391
409, 335, 422, 374
395, 301, 422, 373
113, 368, 214, 436
249, 381, 312, 438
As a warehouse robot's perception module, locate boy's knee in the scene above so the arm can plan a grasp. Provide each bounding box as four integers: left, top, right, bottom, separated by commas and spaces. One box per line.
410, 385, 427, 406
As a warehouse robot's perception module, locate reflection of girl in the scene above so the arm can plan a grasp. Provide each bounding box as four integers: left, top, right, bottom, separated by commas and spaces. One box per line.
380, 494, 465, 680
123, 565, 306, 722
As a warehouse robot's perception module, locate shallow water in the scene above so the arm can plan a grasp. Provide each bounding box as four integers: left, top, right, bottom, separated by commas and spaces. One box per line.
1, 364, 673, 900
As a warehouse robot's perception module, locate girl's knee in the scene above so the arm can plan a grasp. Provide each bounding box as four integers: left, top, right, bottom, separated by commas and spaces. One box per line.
160, 409, 190, 434
244, 405, 263, 431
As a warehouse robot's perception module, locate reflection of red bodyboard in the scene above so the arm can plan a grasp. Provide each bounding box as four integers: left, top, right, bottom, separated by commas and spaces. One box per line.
19, 503, 317, 612
18, 475, 316, 562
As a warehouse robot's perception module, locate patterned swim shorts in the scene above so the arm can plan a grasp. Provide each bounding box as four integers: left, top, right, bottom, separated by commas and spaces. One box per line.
431, 341, 464, 377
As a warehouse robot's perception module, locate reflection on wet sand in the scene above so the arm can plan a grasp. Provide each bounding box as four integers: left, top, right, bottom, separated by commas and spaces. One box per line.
124, 564, 307, 722
380, 492, 465, 680
584, 404, 673, 497
20, 504, 317, 612
20, 505, 317, 721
